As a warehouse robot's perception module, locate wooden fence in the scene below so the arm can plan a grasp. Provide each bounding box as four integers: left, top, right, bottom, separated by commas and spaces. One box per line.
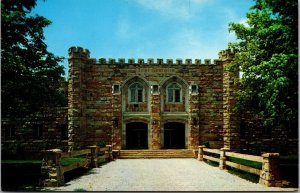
61, 149, 91, 173
40, 145, 114, 187
197, 146, 282, 187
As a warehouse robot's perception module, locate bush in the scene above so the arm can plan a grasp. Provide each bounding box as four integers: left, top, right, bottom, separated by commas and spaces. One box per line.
98, 141, 106, 148
202, 141, 210, 148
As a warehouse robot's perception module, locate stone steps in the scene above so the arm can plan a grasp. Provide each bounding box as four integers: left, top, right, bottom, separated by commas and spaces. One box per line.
119, 149, 195, 159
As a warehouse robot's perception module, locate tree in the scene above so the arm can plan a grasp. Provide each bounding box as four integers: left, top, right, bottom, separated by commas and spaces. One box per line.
1, 0, 65, 120
228, 0, 298, 132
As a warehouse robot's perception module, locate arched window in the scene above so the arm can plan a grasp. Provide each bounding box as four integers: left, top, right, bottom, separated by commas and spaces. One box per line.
167, 83, 181, 102
129, 83, 143, 103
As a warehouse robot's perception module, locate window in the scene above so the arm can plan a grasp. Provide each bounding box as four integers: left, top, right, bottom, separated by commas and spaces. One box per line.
112, 84, 121, 94
33, 124, 43, 139
6, 125, 16, 138
151, 85, 159, 94
129, 83, 143, 103
190, 84, 198, 94
61, 124, 68, 140
167, 83, 181, 102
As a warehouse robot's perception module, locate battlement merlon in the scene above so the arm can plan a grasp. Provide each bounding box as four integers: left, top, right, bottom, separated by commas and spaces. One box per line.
68, 46, 90, 58
218, 48, 236, 61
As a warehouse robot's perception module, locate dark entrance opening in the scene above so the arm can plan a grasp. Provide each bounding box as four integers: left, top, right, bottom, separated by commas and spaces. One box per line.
164, 122, 185, 149
126, 122, 148, 149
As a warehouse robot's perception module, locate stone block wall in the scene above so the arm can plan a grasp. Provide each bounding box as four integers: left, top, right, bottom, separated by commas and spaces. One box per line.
67, 46, 232, 150
1, 107, 68, 159
240, 111, 298, 155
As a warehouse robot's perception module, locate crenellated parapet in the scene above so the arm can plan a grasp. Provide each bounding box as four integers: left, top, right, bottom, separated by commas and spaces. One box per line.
68, 46, 224, 66
96, 58, 222, 65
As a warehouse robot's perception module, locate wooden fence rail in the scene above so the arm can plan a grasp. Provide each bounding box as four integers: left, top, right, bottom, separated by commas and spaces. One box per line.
61, 149, 91, 158
197, 146, 282, 187
40, 145, 113, 187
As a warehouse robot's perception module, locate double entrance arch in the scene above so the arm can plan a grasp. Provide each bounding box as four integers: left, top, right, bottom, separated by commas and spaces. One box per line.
121, 75, 189, 150
123, 120, 187, 149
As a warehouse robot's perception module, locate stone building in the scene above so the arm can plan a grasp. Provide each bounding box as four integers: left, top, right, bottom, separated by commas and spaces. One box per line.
2, 46, 297, 157
68, 47, 240, 151
1, 81, 69, 158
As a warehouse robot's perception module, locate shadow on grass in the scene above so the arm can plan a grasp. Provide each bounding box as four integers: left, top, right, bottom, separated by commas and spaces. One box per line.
73, 188, 88, 191
64, 160, 110, 183
1, 162, 42, 191
64, 168, 94, 183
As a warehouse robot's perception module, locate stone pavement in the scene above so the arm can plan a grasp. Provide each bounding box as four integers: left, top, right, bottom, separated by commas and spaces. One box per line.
45, 159, 297, 191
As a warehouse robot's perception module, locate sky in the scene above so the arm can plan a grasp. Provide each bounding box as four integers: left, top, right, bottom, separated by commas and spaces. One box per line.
32, 0, 254, 77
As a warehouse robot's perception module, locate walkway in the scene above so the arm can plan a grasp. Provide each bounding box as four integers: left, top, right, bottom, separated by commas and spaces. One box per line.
46, 159, 296, 191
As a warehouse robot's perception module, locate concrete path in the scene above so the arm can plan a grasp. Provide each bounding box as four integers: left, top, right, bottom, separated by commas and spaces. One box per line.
45, 159, 296, 191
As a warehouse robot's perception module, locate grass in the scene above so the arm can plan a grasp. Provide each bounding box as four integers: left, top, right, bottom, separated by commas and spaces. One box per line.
97, 159, 109, 166
228, 168, 260, 183
228, 157, 262, 169
227, 157, 262, 183
1, 160, 42, 164
203, 157, 262, 183
1, 160, 42, 191
74, 188, 88, 191
1, 158, 110, 191
280, 155, 298, 164
61, 157, 86, 166
206, 160, 219, 167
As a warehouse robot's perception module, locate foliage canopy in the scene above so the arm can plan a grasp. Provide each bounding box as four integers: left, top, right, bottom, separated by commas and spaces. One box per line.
2, 0, 66, 119
228, 0, 298, 131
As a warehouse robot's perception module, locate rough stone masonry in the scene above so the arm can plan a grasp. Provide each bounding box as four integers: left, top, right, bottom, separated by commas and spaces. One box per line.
67, 47, 239, 151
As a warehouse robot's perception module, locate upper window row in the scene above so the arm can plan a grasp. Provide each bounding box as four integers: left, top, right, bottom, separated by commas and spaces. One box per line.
113, 83, 198, 103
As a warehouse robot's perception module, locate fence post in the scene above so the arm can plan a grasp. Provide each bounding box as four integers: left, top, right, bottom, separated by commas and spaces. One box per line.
88, 145, 98, 168
219, 148, 229, 170
106, 145, 113, 161
259, 153, 282, 187
40, 149, 64, 187
197, 145, 205, 161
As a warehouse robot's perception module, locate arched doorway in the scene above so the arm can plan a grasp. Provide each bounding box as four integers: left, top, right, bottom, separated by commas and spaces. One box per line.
164, 122, 185, 149
126, 122, 148, 149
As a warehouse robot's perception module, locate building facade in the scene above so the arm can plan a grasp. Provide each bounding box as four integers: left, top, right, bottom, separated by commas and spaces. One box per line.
2, 47, 297, 157
68, 47, 240, 151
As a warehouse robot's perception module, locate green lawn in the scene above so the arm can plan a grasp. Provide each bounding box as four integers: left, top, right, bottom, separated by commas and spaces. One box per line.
2, 158, 88, 167
228, 157, 262, 169
97, 159, 109, 166
228, 168, 260, 183
1, 160, 42, 191
61, 157, 87, 166
1, 160, 42, 164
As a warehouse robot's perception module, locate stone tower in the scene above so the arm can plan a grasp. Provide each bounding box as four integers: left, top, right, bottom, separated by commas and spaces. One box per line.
68, 47, 89, 150
219, 49, 240, 152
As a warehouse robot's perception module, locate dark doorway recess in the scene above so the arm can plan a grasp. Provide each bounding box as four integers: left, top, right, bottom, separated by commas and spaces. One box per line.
164, 122, 185, 149
126, 122, 148, 149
